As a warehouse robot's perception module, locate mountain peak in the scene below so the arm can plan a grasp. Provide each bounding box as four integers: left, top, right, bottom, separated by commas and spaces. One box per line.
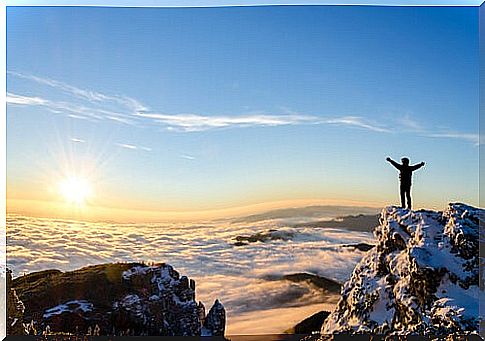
321, 203, 482, 336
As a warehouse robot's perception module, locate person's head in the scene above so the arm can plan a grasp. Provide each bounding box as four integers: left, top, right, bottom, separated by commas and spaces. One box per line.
401, 157, 409, 165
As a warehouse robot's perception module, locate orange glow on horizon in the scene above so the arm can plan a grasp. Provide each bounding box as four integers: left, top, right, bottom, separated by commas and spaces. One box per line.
6, 197, 385, 223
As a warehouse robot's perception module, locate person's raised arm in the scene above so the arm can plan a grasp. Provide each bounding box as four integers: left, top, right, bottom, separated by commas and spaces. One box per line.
386, 157, 402, 170
411, 161, 425, 171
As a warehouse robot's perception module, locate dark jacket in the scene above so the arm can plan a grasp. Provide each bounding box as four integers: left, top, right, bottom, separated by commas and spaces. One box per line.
388, 159, 424, 186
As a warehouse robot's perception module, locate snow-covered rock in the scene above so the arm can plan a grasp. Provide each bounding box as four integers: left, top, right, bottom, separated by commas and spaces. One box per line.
9, 262, 225, 336
321, 203, 482, 336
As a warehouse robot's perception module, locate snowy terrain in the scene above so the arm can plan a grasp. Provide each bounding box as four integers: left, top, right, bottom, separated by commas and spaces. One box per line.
321, 203, 482, 336
7, 208, 375, 334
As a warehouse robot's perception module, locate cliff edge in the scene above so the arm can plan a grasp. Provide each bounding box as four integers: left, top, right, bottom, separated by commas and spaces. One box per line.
321, 203, 482, 336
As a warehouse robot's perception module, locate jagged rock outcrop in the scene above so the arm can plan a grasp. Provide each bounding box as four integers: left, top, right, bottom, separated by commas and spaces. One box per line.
233, 229, 295, 246
9, 262, 225, 336
321, 203, 482, 336
7, 269, 26, 335
203, 299, 225, 336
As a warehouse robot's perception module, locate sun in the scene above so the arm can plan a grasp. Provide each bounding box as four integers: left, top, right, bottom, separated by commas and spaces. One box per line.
58, 176, 93, 205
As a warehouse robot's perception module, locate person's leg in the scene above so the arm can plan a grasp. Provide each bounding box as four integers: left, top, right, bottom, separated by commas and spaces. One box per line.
406, 187, 412, 209
400, 185, 406, 208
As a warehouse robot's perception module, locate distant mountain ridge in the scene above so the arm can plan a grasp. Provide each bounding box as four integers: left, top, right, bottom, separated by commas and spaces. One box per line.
230, 205, 378, 224
294, 213, 379, 232
317, 203, 482, 337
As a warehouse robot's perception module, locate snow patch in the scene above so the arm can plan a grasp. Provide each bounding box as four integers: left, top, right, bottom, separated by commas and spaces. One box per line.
43, 300, 93, 319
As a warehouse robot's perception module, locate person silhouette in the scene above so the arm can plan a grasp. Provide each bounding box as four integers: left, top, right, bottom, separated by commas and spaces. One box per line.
386, 156, 425, 209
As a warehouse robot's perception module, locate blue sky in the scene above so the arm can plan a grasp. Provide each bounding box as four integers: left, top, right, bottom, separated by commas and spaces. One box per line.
6, 0, 484, 6
6, 5, 480, 220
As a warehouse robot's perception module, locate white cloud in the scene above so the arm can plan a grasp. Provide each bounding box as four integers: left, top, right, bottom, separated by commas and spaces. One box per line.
8, 72, 145, 126
135, 112, 317, 132
70, 138, 86, 143
7, 72, 479, 147
395, 114, 422, 131
426, 132, 480, 146
7, 214, 373, 334
116, 143, 138, 150
7, 91, 135, 124
180, 154, 196, 160
7, 92, 48, 106
116, 143, 151, 151
105, 115, 136, 125
8, 71, 147, 112
3, 73, 404, 135
324, 116, 390, 133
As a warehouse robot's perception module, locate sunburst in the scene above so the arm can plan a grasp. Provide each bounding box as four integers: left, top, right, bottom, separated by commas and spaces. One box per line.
58, 176, 93, 205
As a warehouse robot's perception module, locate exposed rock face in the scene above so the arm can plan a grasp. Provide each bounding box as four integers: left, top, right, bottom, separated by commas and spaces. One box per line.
341, 243, 375, 252
281, 273, 341, 294
10, 262, 225, 336
286, 311, 331, 334
7, 269, 26, 335
233, 229, 295, 246
321, 203, 482, 336
203, 299, 225, 336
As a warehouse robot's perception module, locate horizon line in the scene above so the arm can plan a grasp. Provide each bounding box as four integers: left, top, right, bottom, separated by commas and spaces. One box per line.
6, 197, 468, 224
6, 197, 387, 223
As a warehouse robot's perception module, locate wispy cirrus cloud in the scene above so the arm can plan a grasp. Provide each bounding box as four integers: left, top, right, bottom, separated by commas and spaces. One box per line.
67, 137, 152, 151
7, 72, 480, 146
116, 143, 152, 152
395, 114, 423, 131
8, 71, 147, 112
425, 132, 481, 146
322, 116, 390, 133
7, 92, 49, 106
5, 72, 397, 134
180, 154, 196, 160
135, 112, 317, 132
7, 91, 138, 124
7, 72, 389, 133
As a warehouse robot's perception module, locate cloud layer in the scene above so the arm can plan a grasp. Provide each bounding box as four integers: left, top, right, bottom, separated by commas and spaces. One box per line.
7, 213, 374, 333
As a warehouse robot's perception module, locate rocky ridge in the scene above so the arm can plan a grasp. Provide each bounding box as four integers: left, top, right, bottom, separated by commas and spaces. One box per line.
9, 262, 225, 336
320, 203, 482, 337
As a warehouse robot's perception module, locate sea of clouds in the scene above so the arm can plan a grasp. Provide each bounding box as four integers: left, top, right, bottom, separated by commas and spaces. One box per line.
7, 213, 375, 334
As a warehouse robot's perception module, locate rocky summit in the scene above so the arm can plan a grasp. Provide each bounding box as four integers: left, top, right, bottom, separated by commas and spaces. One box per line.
9, 262, 225, 336
320, 203, 482, 337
